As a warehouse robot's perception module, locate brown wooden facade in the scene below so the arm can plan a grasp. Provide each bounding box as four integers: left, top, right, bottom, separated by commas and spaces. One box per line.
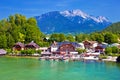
13, 42, 40, 51
83, 41, 97, 49
25, 42, 40, 50
13, 42, 24, 51
59, 44, 75, 54
95, 46, 104, 53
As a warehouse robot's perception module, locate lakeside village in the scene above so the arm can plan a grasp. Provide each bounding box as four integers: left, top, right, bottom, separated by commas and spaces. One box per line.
0, 14, 120, 62
1, 40, 120, 62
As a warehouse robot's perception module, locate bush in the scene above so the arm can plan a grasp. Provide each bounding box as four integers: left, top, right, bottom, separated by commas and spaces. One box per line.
13, 50, 20, 54
111, 46, 119, 54
21, 50, 26, 55
6, 49, 12, 54
110, 53, 120, 57
36, 50, 42, 54
76, 48, 86, 54
99, 55, 107, 59
105, 47, 112, 55
20, 49, 35, 55
105, 46, 120, 56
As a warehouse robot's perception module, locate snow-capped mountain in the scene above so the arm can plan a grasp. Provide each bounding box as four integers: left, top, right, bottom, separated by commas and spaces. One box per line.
60, 10, 89, 19
35, 9, 111, 34
60, 10, 109, 23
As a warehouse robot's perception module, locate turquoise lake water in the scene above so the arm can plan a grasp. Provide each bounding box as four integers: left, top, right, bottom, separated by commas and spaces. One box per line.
0, 57, 120, 80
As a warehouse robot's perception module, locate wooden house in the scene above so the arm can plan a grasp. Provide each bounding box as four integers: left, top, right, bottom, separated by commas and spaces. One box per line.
25, 41, 40, 50
50, 41, 81, 55
59, 43, 75, 54
13, 42, 24, 51
95, 45, 104, 53
83, 40, 98, 49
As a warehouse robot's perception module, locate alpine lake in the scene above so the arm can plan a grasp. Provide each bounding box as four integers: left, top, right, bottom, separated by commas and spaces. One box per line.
0, 56, 120, 80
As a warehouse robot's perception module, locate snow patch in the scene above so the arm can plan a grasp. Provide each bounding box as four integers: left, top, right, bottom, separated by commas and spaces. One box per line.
60, 9, 109, 23
60, 9, 89, 19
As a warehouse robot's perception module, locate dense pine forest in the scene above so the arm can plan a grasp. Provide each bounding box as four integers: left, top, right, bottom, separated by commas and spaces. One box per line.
0, 14, 120, 49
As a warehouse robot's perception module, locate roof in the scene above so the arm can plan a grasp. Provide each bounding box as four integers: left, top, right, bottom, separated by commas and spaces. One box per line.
97, 43, 107, 48
111, 43, 120, 47
51, 41, 81, 48
0, 49, 7, 54
13, 42, 24, 48
83, 40, 97, 44
95, 46, 104, 49
26, 41, 40, 48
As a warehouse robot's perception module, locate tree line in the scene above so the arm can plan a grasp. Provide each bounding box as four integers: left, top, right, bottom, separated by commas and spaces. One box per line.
0, 14, 120, 49
103, 22, 120, 33
47, 32, 119, 44
0, 14, 44, 49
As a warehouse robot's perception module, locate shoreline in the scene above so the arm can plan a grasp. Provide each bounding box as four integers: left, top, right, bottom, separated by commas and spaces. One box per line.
4, 55, 39, 59
2, 55, 117, 62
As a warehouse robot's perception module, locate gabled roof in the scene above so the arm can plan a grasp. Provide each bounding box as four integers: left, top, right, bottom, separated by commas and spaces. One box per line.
51, 41, 81, 48
13, 42, 24, 48
111, 43, 120, 47
26, 41, 40, 48
83, 40, 97, 44
0, 49, 7, 54
95, 45, 104, 49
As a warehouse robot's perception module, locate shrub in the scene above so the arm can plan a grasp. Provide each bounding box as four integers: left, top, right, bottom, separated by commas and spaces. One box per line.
13, 50, 20, 54
20, 50, 26, 55
99, 55, 107, 59
6, 49, 12, 54
76, 48, 86, 54
20, 49, 35, 55
111, 53, 120, 57
36, 50, 42, 54
111, 46, 119, 54
105, 47, 112, 55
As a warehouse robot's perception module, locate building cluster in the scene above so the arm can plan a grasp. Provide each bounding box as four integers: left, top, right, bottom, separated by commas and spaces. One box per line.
12, 40, 111, 56
1, 40, 120, 61
13, 41, 40, 51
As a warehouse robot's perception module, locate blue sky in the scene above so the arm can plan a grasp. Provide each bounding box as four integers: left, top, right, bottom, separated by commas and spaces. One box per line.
0, 0, 120, 22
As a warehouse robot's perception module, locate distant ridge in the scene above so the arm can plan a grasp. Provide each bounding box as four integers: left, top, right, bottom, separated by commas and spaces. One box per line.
35, 9, 111, 34
103, 22, 120, 33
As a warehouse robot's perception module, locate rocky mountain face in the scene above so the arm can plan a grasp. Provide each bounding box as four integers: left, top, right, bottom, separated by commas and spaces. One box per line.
35, 9, 111, 34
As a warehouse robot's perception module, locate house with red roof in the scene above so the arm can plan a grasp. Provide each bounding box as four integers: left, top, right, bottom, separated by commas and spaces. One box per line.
50, 41, 82, 55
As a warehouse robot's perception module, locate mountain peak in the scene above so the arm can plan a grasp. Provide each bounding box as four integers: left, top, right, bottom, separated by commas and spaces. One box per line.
60, 9, 110, 23
60, 9, 89, 19
35, 10, 111, 34
97, 16, 109, 22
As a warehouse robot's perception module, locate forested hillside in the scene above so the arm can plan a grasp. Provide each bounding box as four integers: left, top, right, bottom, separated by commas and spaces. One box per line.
103, 22, 120, 33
